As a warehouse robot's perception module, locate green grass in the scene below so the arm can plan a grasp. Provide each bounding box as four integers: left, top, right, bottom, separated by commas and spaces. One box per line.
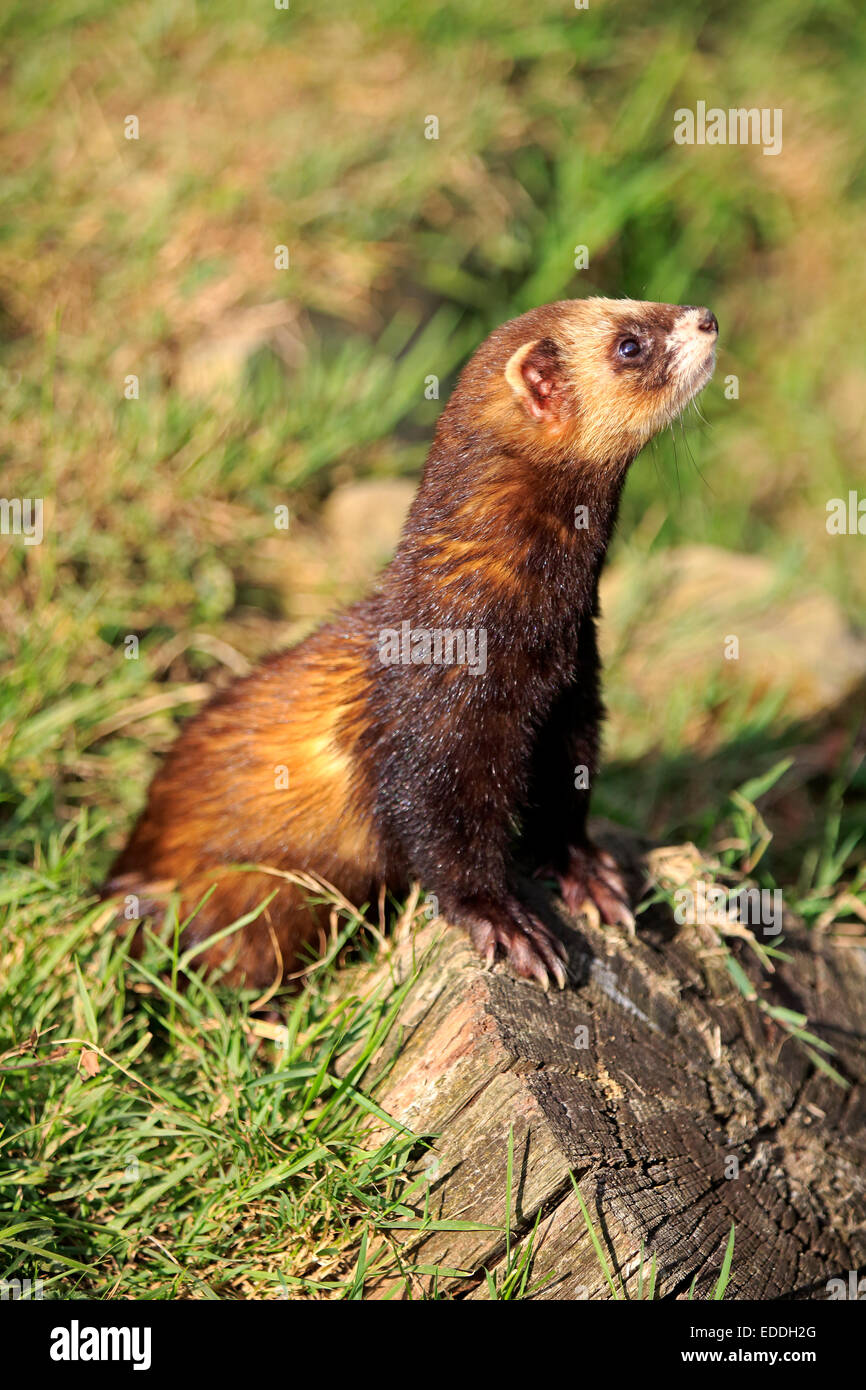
4, 848, 520, 1299
2, 0, 866, 1298
0, 847, 426, 1298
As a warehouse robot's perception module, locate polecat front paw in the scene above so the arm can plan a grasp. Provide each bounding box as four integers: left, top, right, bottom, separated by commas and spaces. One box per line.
458, 894, 568, 990
549, 842, 635, 932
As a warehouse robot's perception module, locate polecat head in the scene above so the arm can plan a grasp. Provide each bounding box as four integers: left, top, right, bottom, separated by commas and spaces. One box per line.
463, 297, 717, 470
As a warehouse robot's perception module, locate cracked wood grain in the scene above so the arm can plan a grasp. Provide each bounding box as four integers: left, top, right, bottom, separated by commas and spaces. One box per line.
340, 835, 866, 1299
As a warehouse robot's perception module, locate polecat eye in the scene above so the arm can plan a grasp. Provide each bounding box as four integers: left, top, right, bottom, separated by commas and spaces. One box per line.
618, 337, 642, 360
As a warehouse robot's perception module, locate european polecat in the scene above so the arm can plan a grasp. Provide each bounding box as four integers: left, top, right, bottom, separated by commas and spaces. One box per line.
106, 297, 718, 990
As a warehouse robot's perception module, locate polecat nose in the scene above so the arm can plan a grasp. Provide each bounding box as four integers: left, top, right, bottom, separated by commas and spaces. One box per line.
697, 310, 718, 335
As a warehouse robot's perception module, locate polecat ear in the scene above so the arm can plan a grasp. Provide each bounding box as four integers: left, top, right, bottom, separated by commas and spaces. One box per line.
504, 337, 562, 421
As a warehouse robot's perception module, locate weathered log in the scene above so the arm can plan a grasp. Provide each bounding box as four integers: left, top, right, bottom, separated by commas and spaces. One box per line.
344, 832, 866, 1299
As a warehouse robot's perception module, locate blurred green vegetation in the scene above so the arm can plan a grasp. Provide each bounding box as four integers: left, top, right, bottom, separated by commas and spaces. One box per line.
2, 0, 864, 850
1, 0, 865, 1297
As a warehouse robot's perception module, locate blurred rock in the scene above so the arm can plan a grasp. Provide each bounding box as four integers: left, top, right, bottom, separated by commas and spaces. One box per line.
320, 478, 414, 581
176, 301, 304, 397
246, 520, 865, 748
600, 544, 866, 733
246, 477, 415, 633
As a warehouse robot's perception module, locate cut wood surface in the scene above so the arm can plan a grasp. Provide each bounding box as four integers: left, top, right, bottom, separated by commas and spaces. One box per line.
341, 833, 866, 1299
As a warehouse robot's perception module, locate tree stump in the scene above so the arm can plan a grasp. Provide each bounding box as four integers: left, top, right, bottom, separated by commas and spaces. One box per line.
344, 833, 866, 1299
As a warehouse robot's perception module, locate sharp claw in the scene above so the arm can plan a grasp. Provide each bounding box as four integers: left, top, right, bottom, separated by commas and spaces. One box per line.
600, 884, 633, 917
532, 961, 550, 991
550, 843, 636, 937
464, 899, 572, 991
580, 896, 602, 930
550, 956, 568, 990
523, 917, 568, 990
597, 865, 628, 895
602, 886, 635, 930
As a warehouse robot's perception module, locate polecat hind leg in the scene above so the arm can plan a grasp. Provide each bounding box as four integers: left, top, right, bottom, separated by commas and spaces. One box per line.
105, 866, 325, 990
447, 892, 568, 990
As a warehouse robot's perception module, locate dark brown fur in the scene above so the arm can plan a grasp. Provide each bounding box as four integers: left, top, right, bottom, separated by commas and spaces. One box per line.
106, 298, 717, 989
